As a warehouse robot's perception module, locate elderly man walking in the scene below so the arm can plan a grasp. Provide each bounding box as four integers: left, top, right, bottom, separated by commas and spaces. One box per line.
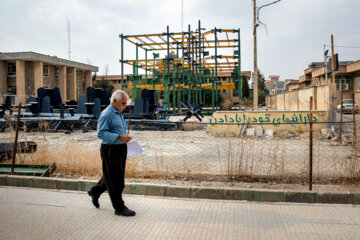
87, 90, 135, 216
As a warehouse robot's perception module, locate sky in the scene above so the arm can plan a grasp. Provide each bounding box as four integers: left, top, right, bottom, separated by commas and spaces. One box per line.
1, 0, 360, 81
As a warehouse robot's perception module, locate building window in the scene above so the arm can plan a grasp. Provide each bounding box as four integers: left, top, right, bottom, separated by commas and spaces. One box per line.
55, 67, 59, 80
357, 75, 360, 91
8, 86, 16, 94
43, 65, 49, 77
76, 87, 79, 99
335, 75, 351, 92
7, 63, 16, 76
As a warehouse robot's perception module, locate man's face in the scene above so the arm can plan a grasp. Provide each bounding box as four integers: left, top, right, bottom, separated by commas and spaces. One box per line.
113, 97, 127, 112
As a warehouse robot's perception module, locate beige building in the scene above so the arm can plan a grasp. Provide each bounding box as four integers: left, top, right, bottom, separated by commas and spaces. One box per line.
0, 52, 98, 104
284, 60, 360, 104
265, 75, 282, 95
95, 71, 251, 104
266, 59, 360, 111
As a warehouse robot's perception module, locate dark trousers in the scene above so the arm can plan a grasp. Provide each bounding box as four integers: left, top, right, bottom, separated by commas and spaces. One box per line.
90, 143, 127, 210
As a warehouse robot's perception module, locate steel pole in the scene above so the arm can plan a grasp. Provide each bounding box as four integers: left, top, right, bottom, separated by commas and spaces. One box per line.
353, 93, 356, 147
238, 28, 242, 109
309, 96, 313, 191
212, 69, 215, 112
214, 27, 218, 110
198, 20, 202, 105
11, 103, 22, 175
145, 49, 148, 84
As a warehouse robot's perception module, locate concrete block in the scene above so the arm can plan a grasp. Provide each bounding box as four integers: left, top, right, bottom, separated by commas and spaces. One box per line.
264, 129, 274, 138
166, 186, 191, 198
56, 178, 80, 191
255, 126, 264, 137
284, 191, 317, 203
6, 175, 33, 188
246, 128, 255, 136
130, 183, 166, 196
254, 190, 285, 202
223, 188, 254, 201
317, 192, 351, 204
32, 177, 56, 189
191, 187, 224, 200
0, 175, 7, 186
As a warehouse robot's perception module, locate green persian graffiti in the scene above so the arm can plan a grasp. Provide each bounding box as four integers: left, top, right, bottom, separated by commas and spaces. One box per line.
209, 113, 318, 126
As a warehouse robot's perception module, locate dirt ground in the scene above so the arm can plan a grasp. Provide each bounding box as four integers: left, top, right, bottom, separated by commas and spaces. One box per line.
1, 120, 359, 193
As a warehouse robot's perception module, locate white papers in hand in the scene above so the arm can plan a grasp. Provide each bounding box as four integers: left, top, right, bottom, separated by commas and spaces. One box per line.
127, 141, 143, 156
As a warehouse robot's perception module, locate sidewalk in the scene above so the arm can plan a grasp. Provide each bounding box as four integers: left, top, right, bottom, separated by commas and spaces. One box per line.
1, 186, 359, 240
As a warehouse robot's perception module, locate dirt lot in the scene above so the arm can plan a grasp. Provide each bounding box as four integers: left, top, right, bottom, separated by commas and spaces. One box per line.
1, 120, 359, 193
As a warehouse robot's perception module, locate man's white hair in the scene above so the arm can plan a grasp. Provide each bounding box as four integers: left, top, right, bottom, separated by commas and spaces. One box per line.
110, 90, 129, 103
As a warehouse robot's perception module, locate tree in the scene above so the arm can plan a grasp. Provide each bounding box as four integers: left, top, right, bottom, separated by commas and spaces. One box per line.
251, 69, 268, 94
104, 64, 109, 80
163, 51, 177, 72
251, 69, 268, 104
242, 74, 250, 99
92, 73, 97, 83
165, 51, 177, 59
93, 76, 114, 95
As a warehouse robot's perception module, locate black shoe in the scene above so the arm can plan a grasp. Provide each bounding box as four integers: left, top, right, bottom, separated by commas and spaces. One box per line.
87, 190, 100, 208
115, 206, 136, 217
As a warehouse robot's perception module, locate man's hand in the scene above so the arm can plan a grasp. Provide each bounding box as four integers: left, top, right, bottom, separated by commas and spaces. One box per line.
118, 134, 132, 143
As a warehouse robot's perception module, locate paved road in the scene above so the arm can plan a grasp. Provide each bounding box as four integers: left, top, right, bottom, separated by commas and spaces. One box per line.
0, 186, 359, 240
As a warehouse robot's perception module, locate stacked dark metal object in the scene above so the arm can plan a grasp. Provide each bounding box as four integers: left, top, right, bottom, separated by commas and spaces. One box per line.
1, 88, 180, 132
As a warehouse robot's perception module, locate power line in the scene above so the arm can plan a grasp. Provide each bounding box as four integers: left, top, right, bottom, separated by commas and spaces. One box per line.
256, 0, 282, 35
338, 54, 360, 56
325, 44, 360, 49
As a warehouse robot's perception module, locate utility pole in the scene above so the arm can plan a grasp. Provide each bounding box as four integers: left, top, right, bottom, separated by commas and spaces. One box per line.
332, 34, 342, 144
331, 35, 335, 84
253, 0, 258, 110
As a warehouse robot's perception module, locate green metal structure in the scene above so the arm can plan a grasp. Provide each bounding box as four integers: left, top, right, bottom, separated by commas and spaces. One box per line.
119, 20, 243, 114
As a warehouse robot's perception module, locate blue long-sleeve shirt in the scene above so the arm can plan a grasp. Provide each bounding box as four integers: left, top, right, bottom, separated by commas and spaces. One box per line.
97, 105, 127, 145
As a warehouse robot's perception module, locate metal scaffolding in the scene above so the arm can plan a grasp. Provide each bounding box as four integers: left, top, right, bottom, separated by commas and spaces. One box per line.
119, 20, 242, 113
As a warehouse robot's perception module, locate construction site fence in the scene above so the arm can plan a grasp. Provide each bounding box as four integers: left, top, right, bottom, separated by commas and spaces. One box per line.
1, 118, 360, 187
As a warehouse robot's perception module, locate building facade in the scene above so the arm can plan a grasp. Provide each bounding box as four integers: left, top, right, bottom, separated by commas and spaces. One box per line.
0, 52, 98, 104
265, 75, 281, 95
266, 59, 360, 111
286, 60, 360, 104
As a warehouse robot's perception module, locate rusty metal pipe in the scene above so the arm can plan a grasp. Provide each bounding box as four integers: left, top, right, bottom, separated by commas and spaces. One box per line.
353, 93, 356, 148
11, 103, 22, 175
309, 97, 313, 191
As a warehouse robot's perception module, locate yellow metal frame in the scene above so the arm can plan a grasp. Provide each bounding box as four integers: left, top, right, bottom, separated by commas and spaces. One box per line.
122, 28, 240, 75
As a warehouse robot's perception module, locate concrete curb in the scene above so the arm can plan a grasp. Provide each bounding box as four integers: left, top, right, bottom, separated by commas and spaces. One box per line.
1, 175, 359, 205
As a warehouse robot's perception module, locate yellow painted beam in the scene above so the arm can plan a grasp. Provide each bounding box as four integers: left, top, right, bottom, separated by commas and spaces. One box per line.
219, 29, 235, 33
127, 82, 235, 91
126, 33, 164, 38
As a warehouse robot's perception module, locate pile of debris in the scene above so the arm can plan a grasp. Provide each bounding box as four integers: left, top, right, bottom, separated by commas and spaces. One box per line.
321, 127, 353, 146
235, 122, 274, 139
